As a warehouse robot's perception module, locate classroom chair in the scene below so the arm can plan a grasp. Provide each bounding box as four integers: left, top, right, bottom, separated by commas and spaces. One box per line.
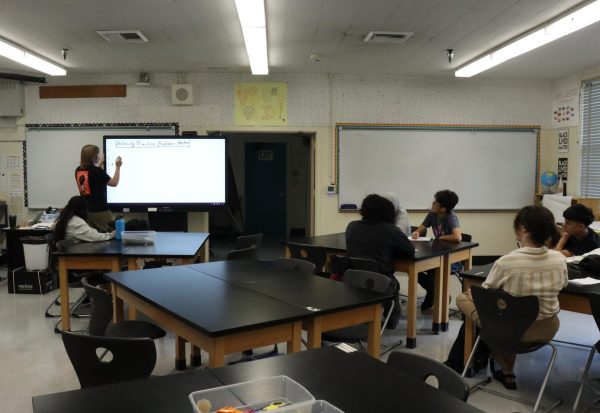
81, 277, 166, 339
233, 233, 263, 259
461, 286, 562, 412
45, 236, 97, 333
387, 351, 469, 401
573, 293, 600, 412
275, 257, 316, 275
321, 269, 403, 355
284, 242, 327, 276
330, 255, 378, 281
62, 331, 156, 388
225, 245, 257, 260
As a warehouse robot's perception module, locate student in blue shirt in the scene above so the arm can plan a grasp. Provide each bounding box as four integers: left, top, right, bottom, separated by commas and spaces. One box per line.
411, 189, 462, 309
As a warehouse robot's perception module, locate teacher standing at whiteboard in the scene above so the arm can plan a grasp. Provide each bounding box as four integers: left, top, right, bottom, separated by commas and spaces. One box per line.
75, 144, 122, 232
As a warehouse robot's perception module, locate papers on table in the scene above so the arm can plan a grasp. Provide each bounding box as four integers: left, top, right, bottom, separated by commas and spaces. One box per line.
566, 248, 600, 264
410, 236, 433, 242
569, 277, 600, 286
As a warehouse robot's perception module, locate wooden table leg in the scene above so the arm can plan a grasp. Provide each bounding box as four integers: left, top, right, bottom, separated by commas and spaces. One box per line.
432, 266, 443, 333
191, 345, 202, 366
367, 304, 382, 359
304, 318, 322, 349
111, 284, 124, 323
175, 336, 187, 370
287, 321, 302, 353
127, 257, 138, 270
406, 263, 418, 348
59, 258, 70, 331
208, 338, 225, 368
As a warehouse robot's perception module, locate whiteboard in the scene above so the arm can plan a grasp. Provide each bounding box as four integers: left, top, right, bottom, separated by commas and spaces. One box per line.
337, 126, 539, 210
26, 124, 176, 209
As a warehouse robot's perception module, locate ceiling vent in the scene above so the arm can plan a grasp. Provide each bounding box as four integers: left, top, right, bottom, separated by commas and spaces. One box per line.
364, 31, 413, 44
171, 84, 193, 105
96, 30, 148, 43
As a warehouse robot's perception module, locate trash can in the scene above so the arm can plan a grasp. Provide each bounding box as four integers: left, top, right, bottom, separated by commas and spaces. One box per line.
22, 236, 49, 271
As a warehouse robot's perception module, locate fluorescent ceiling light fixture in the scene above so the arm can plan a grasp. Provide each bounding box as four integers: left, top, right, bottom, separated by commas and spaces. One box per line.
456, 0, 600, 77
0, 37, 66, 76
234, 0, 268, 75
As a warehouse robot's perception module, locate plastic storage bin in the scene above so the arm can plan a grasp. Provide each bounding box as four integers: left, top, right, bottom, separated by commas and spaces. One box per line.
309, 401, 344, 413
122, 230, 156, 245
189, 376, 315, 413
21, 236, 49, 270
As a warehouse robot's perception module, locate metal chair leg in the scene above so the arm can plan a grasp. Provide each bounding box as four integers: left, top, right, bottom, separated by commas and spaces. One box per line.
574, 346, 597, 412
462, 336, 481, 377
533, 343, 560, 413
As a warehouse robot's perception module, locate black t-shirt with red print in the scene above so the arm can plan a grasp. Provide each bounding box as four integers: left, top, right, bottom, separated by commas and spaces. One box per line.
75, 165, 110, 212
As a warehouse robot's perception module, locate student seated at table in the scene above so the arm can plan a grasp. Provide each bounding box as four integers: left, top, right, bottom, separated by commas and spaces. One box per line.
411, 189, 462, 310
54, 196, 115, 245
447, 205, 567, 389
346, 194, 415, 328
555, 203, 600, 257
383, 192, 411, 236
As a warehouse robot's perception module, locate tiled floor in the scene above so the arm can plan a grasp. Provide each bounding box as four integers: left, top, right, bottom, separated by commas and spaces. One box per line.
1, 236, 599, 413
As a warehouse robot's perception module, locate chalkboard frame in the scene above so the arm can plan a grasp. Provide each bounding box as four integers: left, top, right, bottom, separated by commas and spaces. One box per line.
335, 123, 541, 212
24, 122, 178, 209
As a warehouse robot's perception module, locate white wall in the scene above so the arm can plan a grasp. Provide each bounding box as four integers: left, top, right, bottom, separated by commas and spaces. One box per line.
0, 72, 555, 255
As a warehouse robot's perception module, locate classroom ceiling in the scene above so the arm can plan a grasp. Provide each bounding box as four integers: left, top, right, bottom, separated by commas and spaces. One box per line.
0, 0, 599, 80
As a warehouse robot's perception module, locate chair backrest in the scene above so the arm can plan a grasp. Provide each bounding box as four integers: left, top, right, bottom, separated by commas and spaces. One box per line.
343, 269, 393, 295
55, 238, 75, 251
275, 257, 316, 275
331, 255, 378, 278
234, 233, 263, 259
387, 351, 469, 401
461, 233, 472, 242
226, 245, 257, 261
471, 285, 539, 353
285, 242, 327, 274
61, 331, 156, 388
82, 277, 113, 336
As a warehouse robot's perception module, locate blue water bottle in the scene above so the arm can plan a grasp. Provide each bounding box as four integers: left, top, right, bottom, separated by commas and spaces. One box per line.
115, 216, 125, 240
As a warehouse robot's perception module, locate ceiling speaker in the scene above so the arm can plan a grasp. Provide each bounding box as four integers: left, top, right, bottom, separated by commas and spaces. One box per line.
171, 84, 193, 105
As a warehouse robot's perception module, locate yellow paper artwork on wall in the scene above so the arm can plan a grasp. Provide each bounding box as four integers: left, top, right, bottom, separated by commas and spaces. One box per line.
234, 82, 288, 126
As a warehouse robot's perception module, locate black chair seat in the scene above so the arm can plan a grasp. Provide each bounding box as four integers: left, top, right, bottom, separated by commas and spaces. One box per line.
322, 324, 368, 342
105, 320, 166, 339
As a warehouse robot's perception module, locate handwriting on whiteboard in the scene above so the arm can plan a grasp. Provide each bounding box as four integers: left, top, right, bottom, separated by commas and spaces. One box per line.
113, 139, 191, 148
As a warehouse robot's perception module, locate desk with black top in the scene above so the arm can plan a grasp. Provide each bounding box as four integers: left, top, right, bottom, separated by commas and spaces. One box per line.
460, 263, 600, 366
106, 265, 308, 368
32, 347, 484, 413
54, 232, 209, 331
188, 259, 390, 358
290, 233, 479, 348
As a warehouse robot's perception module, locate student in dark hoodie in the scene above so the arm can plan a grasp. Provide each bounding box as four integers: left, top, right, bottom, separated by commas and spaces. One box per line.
345, 194, 415, 328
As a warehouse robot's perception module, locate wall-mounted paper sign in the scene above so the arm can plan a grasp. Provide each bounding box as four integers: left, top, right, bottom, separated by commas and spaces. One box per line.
558, 129, 569, 153
558, 157, 568, 180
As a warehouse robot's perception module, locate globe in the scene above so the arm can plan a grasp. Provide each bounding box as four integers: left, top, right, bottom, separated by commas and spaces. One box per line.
541, 171, 559, 193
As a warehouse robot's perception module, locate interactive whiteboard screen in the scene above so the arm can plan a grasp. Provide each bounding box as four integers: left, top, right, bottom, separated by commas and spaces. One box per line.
104, 136, 226, 210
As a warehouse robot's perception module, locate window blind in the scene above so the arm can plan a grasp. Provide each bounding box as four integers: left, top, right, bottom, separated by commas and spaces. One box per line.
581, 79, 600, 197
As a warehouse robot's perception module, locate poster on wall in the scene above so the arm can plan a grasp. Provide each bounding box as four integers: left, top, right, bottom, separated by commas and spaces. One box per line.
558, 157, 568, 180
558, 129, 569, 153
551, 87, 579, 128
234, 82, 288, 126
